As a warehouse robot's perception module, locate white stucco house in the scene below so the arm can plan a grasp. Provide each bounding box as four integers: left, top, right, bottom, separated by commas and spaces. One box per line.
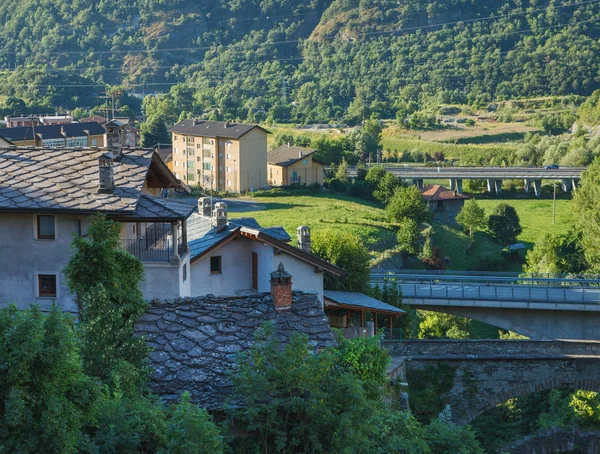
0, 145, 194, 312
187, 198, 344, 303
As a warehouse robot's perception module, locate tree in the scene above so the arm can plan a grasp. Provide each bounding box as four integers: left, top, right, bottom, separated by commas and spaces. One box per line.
0, 305, 96, 454
523, 233, 562, 274
141, 116, 170, 147
386, 186, 430, 224
573, 157, 600, 272
456, 199, 487, 238
335, 158, 350, 183
228, 324, 387, 453
487, 203, 522, 246
397, 218, 421, 257
373, 172, 403, 204
311, 230, 371, 293
63, 214, 148, 382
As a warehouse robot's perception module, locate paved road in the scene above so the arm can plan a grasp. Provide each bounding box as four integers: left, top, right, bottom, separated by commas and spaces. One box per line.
349, 166, 585, 179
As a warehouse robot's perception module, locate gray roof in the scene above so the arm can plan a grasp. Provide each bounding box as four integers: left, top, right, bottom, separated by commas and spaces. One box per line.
172, 120, 270, 140
0, 122, 106, 142
268, 145, 318, 167
324, 291, 406, 315
0, 147, 187, 219
133, 196, 196, 220
187, 214, 291, 260
135, 292, 336, 410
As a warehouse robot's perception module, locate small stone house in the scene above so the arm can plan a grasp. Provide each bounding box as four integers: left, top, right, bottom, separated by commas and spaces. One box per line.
267, 145, 325, 186
136, 265, 336, 409
420, 184, 469, 224
186, 198, 344, 303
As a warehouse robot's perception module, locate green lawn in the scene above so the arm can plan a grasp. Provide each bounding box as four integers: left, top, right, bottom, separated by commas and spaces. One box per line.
477, 199, 575, 244
230, 192, 392, 249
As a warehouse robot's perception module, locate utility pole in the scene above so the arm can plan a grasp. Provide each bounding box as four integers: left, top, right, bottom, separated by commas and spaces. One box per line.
552, 183, 557, 224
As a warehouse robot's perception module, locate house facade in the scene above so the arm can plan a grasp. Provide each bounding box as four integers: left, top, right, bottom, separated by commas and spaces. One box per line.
420, 184, 469, 224
171, 120, 269, 192
267, 145, 325, 186
0, 122, 106, 148
186, 199, 343, 302
0, 146, 193, 312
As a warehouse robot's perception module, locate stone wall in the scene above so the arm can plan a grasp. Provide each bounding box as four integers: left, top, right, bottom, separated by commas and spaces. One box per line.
383, 339, 600, 358
134, 292, 335, 411
499, 427, 600, 454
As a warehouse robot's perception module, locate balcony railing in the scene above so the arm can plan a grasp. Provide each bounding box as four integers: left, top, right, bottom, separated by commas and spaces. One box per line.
120, 238, 175, 262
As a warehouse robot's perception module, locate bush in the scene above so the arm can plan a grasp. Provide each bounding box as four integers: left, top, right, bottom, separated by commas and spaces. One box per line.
0, 305, 97, 454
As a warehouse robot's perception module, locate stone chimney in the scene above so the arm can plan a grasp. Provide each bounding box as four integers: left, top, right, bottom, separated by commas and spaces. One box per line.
296, 225, 311, 252
299, 150, 303, 158
270, 262, 292, 311
98, 152, 115, 194
198, 197, 212, 217
212, 202, 228, 232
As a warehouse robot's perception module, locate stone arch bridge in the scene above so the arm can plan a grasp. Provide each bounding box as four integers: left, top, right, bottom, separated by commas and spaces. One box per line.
384, 339, 600, 426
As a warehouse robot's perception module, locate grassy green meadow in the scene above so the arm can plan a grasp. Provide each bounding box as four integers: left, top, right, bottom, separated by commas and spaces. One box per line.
230, 191, 575, 272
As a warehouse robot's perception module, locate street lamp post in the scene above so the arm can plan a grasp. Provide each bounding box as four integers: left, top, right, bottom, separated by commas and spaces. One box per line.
552, 183, 556, 224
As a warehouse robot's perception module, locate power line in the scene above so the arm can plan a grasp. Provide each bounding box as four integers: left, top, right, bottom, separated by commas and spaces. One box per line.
3, 0, 598, 57
1, 14, 597, 92
5, 13, 599, 82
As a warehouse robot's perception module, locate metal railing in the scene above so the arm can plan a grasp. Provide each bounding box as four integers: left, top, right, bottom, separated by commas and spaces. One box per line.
377, 327, 403, 341
119, 238, 174, 262
399, 283, 600, 304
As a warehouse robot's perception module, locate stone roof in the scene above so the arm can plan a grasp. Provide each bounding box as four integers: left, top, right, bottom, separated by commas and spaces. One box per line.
156, 148, 172, 163
136, 292, 335, 410
172, 120, 270, 140
268, 145, 318, 167
420, 184, 469, 202
0, 147, 188, 219
324, 290, 406, 315
133, 196, 196, 220
0, 121, 106, 141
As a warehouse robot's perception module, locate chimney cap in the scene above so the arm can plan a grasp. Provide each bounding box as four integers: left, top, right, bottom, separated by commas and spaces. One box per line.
271, 262, 291, 279
99, 151, 115, 161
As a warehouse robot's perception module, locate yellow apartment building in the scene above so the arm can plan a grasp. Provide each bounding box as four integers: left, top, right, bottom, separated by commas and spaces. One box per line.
0, 122, 106, 148
171, 120, 270, 193
267, 145, 325, 187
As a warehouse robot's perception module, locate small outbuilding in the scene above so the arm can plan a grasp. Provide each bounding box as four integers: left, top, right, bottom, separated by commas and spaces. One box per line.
420, 184, 469, 225
323, 290, 406, 340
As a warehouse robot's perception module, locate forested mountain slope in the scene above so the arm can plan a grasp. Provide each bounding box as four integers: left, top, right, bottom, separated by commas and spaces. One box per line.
0, 0, 599, 122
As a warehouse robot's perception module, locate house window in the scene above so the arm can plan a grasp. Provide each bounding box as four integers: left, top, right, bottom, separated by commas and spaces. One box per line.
227, 180, 231, 186
436, 200, 444, 210
38, 274, 57, 298
226, 141, 232, 147
203, 162, 211, 171
226, 166, 231, 173
188, 173, 195, 181
302, 159, 307, 165
91, 139, 97, 146
183, 264, 187, 281
174, 135, 178, 141
37, 215, 55, 239
210, 256, 222, 274
226, 153, 231, 159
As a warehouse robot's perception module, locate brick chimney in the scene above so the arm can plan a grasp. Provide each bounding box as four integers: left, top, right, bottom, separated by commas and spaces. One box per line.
296, 225, 311, 252
198, 197, 212, 217
212, 202, 228, 232
98, 152, 115, 194
270, 262, 292, 311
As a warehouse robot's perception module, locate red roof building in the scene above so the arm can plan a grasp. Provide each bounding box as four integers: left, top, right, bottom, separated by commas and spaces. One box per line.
420, 185, 469, 224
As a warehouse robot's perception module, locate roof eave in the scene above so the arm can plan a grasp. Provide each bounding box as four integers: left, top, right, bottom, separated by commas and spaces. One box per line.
240, 228, 346, 276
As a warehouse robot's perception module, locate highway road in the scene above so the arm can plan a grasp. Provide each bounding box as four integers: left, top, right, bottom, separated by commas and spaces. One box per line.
348, 166, 585, 179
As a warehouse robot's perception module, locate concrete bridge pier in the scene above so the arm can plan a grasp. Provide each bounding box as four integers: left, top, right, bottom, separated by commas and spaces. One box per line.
494, 179, 503, 194
524, 178, 531, 194
562, 178, 573, 193
571, 178, 579, 193
449, 179, 455, 190
412, 178, 424, 189
486, 179, 495, 194
533, 179, 542, 197
448, 178, 463, 193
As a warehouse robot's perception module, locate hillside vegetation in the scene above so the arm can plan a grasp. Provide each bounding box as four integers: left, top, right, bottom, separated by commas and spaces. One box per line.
1, 0, 600, 120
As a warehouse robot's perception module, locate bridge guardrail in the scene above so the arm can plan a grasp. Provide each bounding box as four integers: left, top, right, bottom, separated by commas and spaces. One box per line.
397, 282, 600, 304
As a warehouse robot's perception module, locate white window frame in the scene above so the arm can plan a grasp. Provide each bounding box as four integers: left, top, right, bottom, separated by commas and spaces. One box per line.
32, 214, 57, 241
35, 272, 59, 299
